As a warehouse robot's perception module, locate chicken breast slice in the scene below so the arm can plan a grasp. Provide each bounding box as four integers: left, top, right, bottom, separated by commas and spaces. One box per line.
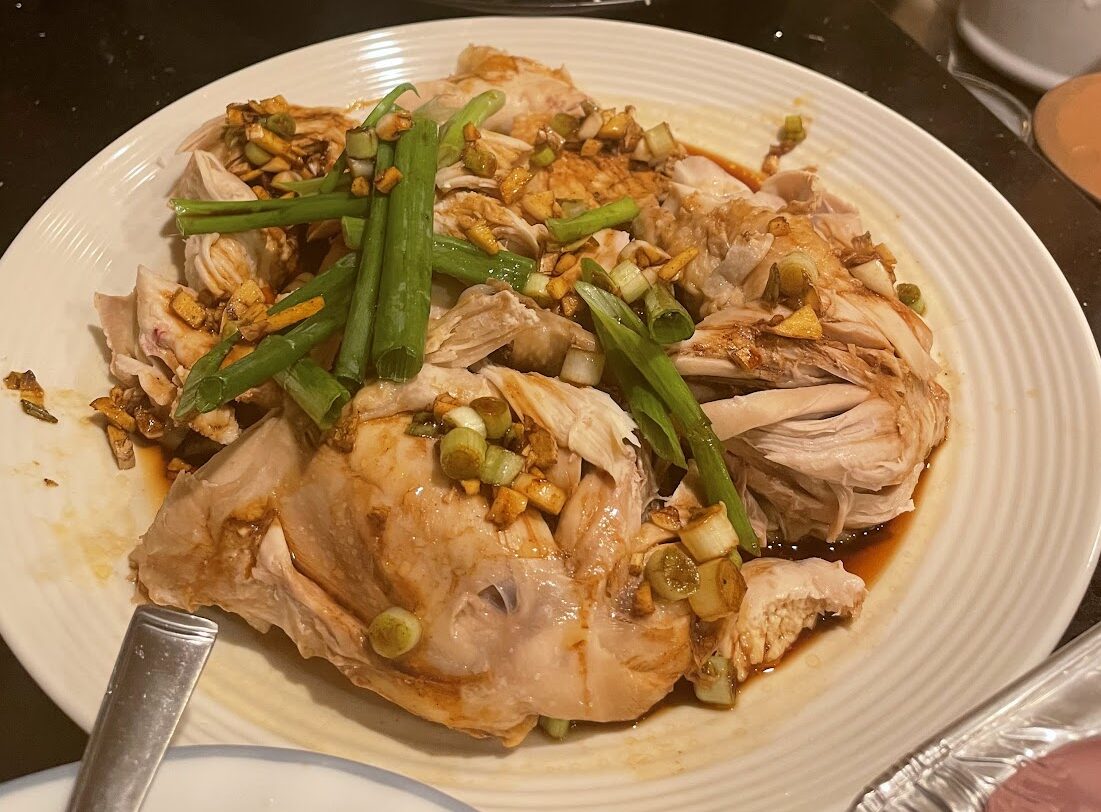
703, 384, 871, 440
136, 400, 690, 744
481, 365, 639, 484
716, 557, 866, 681
175, 151, 296, 299
400, 45, 589, 135
434, 190, 544, 257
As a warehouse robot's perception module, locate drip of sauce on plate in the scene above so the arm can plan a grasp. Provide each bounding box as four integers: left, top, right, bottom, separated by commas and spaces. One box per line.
985, 737, 1101, 811
1034, 72, 1101, 202
683, 143, 766, 191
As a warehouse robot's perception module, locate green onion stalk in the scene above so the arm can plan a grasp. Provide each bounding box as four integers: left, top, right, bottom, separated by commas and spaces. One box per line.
174, 194, 369, 236
643, 283, 695, 344
574, 281, 759, 556
331, 134, 398, 389
174, 254, 358, 421
273, 357, 350, 430
430, 234, 535, 290
544, 197, 640, 244
343, 222, 536, 292
436, 89, 506, 167
187, 300, 350, 415
370, 114, 439, 382
320, 83, 417, 194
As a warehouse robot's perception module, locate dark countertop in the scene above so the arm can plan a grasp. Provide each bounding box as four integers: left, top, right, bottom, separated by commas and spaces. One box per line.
2, 0, 1099, 785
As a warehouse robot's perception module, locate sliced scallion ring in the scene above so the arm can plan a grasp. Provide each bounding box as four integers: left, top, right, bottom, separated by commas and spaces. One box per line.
471, 397, 512, 439
644, 545, 699, 600
368, 606, 422, 659
539, 716, 571, 740
443, 405, 487, 437
559, 346, 605, 386
609, 260, 650, 303
678, 503, 738, 562
439, 427, 487, 480
688, 557, 746, 621
694, 655, 736, 707
480, 445, 524, 487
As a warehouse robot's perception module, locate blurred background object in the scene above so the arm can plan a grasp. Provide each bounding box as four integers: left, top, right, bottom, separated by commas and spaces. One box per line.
958, 0, 1101, 91
877, 0, 1101, 200
1035, 73, 1101, 202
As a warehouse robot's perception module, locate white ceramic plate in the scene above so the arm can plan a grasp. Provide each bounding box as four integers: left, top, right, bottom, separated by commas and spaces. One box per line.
0, 746, 475, 811
1, 16, 1098, 812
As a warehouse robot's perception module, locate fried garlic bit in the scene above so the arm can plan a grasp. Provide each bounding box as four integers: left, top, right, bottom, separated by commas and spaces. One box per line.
5, 369, 58, 424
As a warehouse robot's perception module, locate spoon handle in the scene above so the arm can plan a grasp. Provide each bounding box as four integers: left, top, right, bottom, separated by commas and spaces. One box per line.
66, 605, 218, 812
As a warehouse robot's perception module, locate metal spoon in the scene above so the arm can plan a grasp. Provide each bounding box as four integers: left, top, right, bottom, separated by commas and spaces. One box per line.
65, 605, 218, 812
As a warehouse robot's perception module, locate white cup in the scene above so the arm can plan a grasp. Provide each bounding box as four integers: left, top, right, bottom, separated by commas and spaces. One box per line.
958, 0, 1101, 90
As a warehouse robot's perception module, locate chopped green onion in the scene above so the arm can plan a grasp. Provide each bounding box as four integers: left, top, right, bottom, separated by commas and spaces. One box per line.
643, 283, 695, 344
694, 655, 736, 707
320, 83, 416, 194
645, 545, 700, 600
678, 503, 737, 562
341, 215, 365, 250
471, 397, 512, 440
522, 272, 552, 303
574, 281, 759, 555
559, 346, 605, 386
406, 418, 440, 438
778, 250, 818, 284
430, 234, 535, 291
271, 176, 325, 195
368, 607, 421, 659
272, 175, 351, 196
442, 405, 487, 437
609, 259, 650, 303
244, 141, 272, 167
530, 144, 556, 168
782, 114, 806, 143
371, 114, 439, 382
544, 196, 640, 244
262, 112, 296, 138
688, 557, 746, 621
558, 199, 588, 219
550, 113, 579, 138
896, 282, 926, 315
539, 716, 571, 740
437, 89, 507, 167
272, 357, 350, 430
461, 143, 498, 178
580, 257, 615, 291
642, 122, 676, 161
346, 128, 379, 160
439, 426, 487, 480
480, 445, 524, 486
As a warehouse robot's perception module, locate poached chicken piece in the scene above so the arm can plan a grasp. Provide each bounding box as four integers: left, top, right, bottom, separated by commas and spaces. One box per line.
103, 44, 946, 746
136, 369, 692, 744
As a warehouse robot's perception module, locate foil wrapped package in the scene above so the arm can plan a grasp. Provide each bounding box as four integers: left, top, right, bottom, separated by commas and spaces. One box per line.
851, 621, 1101, 811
